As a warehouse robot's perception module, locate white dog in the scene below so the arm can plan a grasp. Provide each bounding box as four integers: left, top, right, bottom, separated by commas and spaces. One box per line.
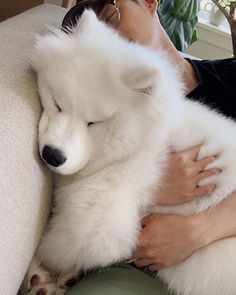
27, 10, 236, 295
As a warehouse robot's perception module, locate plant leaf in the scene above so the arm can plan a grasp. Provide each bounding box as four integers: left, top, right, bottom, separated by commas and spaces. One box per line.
158, 0, 199, 51
173, 0, 199, 22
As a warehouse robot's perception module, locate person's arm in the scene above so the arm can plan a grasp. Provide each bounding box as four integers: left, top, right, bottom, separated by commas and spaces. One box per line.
132, 191, 236, 271
201, 189, 236, 244
130, 142, 230, 271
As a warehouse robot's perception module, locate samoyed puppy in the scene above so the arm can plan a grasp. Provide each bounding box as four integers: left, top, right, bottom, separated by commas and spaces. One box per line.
27, 10, 236, 295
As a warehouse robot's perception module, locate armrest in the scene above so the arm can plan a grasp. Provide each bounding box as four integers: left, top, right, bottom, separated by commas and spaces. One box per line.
0, 5, 66, 295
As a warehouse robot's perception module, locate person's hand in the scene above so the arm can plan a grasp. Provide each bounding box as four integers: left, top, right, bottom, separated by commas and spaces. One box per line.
132, 213, 206, 271
155, 144, 221, 205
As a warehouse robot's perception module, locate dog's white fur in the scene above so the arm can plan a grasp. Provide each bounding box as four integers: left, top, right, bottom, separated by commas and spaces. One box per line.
31, 10, 236, 295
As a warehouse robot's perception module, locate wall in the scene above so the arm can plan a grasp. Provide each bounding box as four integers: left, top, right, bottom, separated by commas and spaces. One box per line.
186, 18, 233, 59
0, 0, 43, 21
44, 0, 62, 5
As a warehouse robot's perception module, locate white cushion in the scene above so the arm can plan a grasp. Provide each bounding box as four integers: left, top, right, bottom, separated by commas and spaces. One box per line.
0, 4, 66, 294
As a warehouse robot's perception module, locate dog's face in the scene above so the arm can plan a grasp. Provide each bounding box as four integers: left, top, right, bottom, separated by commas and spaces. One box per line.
32, 10, 180, 175
36, 56, 123, 175
35, 51, 123, 175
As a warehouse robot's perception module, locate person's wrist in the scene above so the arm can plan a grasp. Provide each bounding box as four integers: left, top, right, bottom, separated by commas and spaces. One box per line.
190, 213, 213, 249
200, 192, 236, 244
191, 193, 236, 248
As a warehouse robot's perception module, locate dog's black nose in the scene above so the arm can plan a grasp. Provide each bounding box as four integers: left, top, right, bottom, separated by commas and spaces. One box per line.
42, 145, 66, 167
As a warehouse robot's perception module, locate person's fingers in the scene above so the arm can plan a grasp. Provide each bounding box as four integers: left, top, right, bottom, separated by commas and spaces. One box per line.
176, 144, 202, 162
197, 168, 221, 182
148, 263, 163, 271
195, 155, 217, 172
141, 214, 156, 226
132, 249, 145, 259
193, 183, 216, 198
132, 247, 146, 259
141, 215, 150, 226
134, 258, 154, 268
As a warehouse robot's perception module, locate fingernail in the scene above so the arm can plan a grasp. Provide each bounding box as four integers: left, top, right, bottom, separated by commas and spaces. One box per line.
213, 168, 222, 174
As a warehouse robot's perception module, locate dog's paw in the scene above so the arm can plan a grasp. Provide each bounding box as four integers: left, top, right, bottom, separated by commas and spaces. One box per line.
25, 257, 83, 295
57, 270, 81, 291
26, 257, 57, 293
27, 282, 57, 295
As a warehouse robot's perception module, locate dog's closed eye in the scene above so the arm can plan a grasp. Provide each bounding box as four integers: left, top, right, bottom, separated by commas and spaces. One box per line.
55, 103, 62, 112
52, 97, 62, 112
87, 121, 103, 127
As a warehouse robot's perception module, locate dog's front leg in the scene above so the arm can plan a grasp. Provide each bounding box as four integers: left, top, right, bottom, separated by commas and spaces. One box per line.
25, 255, 82, 295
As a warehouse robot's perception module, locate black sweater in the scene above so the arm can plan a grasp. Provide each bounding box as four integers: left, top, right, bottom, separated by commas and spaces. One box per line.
186, 58, 236, 120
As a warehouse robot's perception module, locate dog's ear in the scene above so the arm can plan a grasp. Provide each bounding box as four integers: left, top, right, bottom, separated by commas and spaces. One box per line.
78, 9, 98, 31
123, 65, 159, 94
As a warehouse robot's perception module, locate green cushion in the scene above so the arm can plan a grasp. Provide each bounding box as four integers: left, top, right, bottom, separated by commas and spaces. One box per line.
66, 264, 172, 295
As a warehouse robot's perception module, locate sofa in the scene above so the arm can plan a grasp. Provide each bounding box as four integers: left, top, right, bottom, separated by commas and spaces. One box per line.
0, 4, 200, 294
0, 4, 67, 294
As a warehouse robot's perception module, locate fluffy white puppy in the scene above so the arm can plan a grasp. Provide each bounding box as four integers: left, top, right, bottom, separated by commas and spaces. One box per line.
30, 10, 236, 295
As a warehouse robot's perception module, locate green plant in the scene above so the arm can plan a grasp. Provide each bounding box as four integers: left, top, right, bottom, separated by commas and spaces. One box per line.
211, 0, 236, 56
158, 0, 200, 52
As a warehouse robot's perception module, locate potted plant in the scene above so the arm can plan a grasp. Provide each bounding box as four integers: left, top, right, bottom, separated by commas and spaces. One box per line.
211, 0, 236, 56
204, 2, 225, 27
158, 0, 200, 52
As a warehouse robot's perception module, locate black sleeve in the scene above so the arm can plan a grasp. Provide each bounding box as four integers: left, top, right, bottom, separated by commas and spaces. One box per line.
185, 58, 236, 120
